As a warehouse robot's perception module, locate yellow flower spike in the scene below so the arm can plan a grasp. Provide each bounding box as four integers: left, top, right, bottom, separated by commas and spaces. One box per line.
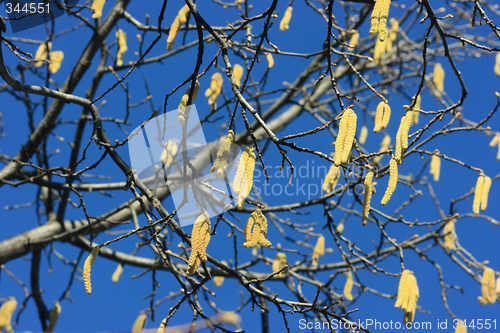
369, 0, 383, 36
272, 252, 287, 274
177, 4, 190, 24
131, 313, 147, 333
481, 175, 492, 212
373, 102, 384, 133
213, 261, 227, 287
232, 147, 256, 210
187, 212, 211, 275
395, 270, 410, 308
362, 171, 375, 226
374, 134, 391, 163
280, 6, 293, 32
442, 219, 456, 250
489, 134, 500, 148
495, 277, 500, 294
359, 125, 368, 145
394, 112, 412, 165
481, 267, 496, 304
348, 30, 359, 50
205, 73, 223, 109
312, 235, 325, 267
243, 209, 272, 248
373, 37, 387, 66
374, 101, 391, 132
334, 108, 357, 165
211, 130, 234, 178
381, 158, 398, 206
433, 63, 445, 97
386, 18, 399, 53
412, 95, 421, 125
266, 53, 274, 69
343, 271, 354, 301
83, 246, 100, 295
430, 152, 441, 181
111, 264, 123, 283
473, 174, 485, 215
337, 222, 345, 234
233, 64, 244, 87
48, 51, 64, 74
495, 53, 500, 77
116, 29, 127, 67
167, 16, 181, 51
455, 320, 467, 333
252, 243, 260, 256
91, 0, 105, 19
34, 42, 51, 68
377, 0, 392, 42
0, 297, 17, 333
46, 301, 61, 333
160, 141, 178, 168
178, 81, 200, 126
404, 275, 419, 314
322, 164, 340, 193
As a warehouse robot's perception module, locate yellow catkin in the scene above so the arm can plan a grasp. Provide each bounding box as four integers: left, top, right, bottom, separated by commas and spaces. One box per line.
386, 18, 399, 52
455, 320, 467, 333
0, 297, 17, 333
178, 81, 200, 126
402, 274, 418, 313
495, 277, 500, 294
481, 175, 492, 212
430, 153, 441, 181
433, 63, 445, 97
233, 64, 244, 87
395, 112, 412, 165
112, 264, 123, 283
91, 0, 105, 19
489, 134, 500, 148
473, 175, 485, 215
359, 125, 368, 145
348, 30, 359, 50
211, 130, 234, 178
373, 37, 386, 66
83, 246, 100, 295
374, 134, 391, 163
374, 102, 391, 132
280, 6, 293, 32
369, 0, 391, 42
213, 261, 227, 287
160, 141, 178, 168
322, 164, 340, 193
131, 313, 147, 333
381, 159, 397, 206
343, 271, 354, 301
481, 267, 496, 304
272, 252, 287, 274
412, 94, 421, 125
167, 16, 181, 51
495, 53, 500, 77
334, 108, 357, 166
443, 219, 456, 250
243, 209, 272, 248
35, 42, 51, 68
48, 51, 64, 74
337, 222, 345, 234
312, 235, 325, 267
204, 73, 223, 109
232, 147, 256, 210
395, 270, 411, 308
177, 4, 190, 24
116, 29, 127, 67
46, 301, 61, 333
266, 53, 274, 69
187, 212, 211, 275
362, 171, 374, 226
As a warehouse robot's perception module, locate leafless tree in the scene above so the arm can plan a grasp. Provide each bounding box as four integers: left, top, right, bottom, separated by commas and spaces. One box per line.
0, 0, 499, 332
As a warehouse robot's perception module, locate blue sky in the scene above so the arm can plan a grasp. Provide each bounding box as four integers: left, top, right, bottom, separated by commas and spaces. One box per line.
1, 1, 499, 332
